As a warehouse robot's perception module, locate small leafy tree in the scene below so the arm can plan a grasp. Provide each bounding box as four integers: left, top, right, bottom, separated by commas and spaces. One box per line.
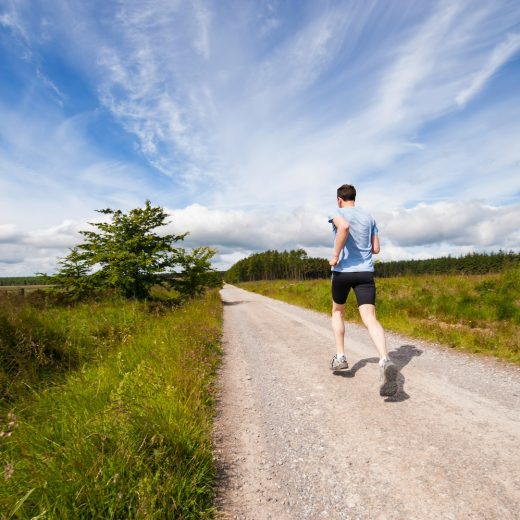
50, 201, 220, 300
50, 247, 99, 300
175, 246, 222, 297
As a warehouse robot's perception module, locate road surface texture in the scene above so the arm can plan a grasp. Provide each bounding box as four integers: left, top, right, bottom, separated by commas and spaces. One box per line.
213, 285, 520, 520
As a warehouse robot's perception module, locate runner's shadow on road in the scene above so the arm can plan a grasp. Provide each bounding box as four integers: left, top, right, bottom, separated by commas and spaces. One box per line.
333, 357, 379, 378
222, 300, 250, 306
332, 344, 423, 402
384, 344, 423, 403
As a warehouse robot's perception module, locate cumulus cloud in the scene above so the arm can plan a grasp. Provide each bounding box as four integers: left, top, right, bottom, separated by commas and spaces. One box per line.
0, 221, 83, 275
378, 201, 520, 249
166, 201, 520, 268
0, 199, 518, 275
166, 204, 331, 251
0, 249, 24, 265
0, 225, 21, 244
23, 220, 83, 249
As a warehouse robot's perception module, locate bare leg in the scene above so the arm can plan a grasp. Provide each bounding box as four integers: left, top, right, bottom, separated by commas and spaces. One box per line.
332, 302, 346, 355
358, 304, 388, 359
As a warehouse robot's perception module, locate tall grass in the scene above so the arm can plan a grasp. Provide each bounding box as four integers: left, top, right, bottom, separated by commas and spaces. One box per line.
0, 292, 144, 402
236, 267, 520, 364
0, 290, 222, 518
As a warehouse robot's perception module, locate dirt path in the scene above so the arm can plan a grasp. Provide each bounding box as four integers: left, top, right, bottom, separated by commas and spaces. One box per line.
213, 284, 520, 520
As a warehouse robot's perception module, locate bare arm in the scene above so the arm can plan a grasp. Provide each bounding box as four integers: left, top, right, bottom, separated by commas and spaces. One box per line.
371, 233, 380, 254
329, 216, 350, 266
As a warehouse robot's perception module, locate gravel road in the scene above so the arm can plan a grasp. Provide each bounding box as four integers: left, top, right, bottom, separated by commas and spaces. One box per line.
213, 284, 520, 520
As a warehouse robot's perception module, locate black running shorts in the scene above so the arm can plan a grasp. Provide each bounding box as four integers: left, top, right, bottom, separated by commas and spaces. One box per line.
331, 271, 376, 306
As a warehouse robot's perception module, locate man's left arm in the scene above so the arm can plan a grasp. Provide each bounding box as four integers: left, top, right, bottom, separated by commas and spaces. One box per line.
371, 234, 380, 254
371, 219, 380, 254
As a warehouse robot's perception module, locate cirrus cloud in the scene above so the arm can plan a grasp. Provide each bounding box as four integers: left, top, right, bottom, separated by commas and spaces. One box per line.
0, 0, 519, 275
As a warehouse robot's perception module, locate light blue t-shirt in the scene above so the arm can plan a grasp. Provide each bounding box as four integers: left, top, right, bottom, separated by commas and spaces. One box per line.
328, 206, 378, 272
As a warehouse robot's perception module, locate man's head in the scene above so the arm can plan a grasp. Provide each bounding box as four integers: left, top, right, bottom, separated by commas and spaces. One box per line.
337, 184, 356, 202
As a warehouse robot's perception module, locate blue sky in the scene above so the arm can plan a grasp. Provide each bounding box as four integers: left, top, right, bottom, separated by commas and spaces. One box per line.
1, 0, 519, 274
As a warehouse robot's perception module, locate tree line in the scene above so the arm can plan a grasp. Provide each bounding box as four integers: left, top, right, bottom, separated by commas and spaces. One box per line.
374, 250, 519, 277
225, 249, 520, 282
225, 249, 330, 282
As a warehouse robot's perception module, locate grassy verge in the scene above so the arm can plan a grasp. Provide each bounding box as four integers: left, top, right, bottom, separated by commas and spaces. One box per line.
236, 268, 520, 364
0, 290, 222, 518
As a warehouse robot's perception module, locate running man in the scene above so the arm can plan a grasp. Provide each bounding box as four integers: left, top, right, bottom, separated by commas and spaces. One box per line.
328, 184, 398, 397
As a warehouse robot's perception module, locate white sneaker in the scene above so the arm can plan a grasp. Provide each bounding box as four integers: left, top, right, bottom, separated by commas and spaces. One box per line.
330, 354, 349, 371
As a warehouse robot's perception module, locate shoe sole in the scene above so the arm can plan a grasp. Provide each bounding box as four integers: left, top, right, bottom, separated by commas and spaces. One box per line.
330, 362, 349, 371
380, 363, 399, 396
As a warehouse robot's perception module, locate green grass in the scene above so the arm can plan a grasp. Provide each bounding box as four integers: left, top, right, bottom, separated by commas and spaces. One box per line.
236, 267, 520, 364
0, 290, 222, 518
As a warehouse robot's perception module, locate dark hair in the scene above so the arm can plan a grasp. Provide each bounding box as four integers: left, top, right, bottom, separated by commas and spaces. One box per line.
337, 184, 356, 201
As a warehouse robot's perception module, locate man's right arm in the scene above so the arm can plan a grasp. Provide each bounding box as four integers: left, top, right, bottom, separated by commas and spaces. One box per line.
329, 216, 350, 266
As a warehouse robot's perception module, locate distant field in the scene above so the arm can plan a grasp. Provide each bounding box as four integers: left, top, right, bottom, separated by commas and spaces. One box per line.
0, 276, 50, 286
0, 285, 50, 292
236, 268, 520, 364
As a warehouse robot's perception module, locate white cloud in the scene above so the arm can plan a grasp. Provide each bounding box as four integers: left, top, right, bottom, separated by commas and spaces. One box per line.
0, 245, 25, 265
372, 1, 463, 127
0, 12, 12, 27
259, 15, 280, 36
267, 8, 348, 92
1, 1, 520, 274
23, 220, 82, 249
36, 66, 66, 105
89, 0, 216, 182
193, 0, 211, 59
0, 198, 518, 275
212, 251, 248, 271
0, 225, 21, 244
165, 201, 520, 269
378, 201, 520, 249
456, 32, 520, 107
166, 203, 330, 251
206, 1, 520, 211
8, 0, 516, 212
0, 5, 29, 41
0, 92, 158, 230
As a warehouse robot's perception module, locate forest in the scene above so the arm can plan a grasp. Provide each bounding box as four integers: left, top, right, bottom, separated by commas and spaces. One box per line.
375, 250, 519, 277
225, 249, 330, 282
225, 249, 520, 282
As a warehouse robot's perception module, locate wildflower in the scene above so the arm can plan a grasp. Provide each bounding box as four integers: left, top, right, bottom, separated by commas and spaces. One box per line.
0, 411, 18, 438
3, 463, 14, 480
